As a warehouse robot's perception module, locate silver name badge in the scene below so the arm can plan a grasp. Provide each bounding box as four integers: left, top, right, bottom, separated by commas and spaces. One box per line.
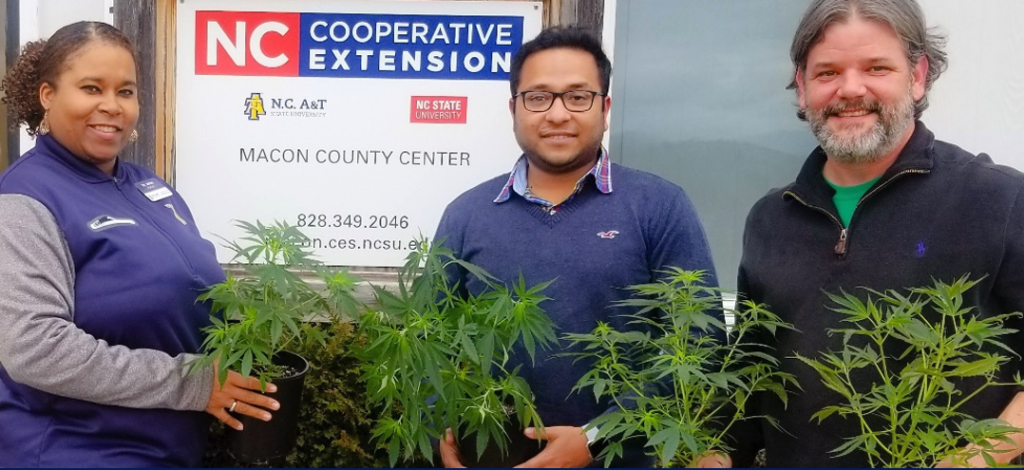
136, 178, 173, 202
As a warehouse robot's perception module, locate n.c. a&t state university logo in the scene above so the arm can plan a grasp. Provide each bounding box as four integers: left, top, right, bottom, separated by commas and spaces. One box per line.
245, 93, 267, 120
241, 92, 328, 121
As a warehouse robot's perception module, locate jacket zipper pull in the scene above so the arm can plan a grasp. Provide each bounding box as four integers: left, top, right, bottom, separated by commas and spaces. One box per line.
835, 228, 848, 256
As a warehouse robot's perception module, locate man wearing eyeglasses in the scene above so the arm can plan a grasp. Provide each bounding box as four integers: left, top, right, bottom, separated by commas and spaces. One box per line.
434, 26, 718, 468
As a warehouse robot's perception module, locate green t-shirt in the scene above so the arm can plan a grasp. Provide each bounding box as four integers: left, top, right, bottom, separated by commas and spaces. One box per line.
826, 176, 881, 227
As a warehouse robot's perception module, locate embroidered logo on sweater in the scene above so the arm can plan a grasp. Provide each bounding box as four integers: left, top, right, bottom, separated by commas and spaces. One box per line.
88, 215, 137, 232
597, 230, 619, 239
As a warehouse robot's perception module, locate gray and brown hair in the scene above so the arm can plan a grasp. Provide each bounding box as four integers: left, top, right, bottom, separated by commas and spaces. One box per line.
789, 0, 948, 120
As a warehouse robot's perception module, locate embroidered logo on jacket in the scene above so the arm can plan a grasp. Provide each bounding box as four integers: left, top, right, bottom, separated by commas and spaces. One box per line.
164, 203, 189, 226
88, 216, 137, 232
597, 230, 619, 239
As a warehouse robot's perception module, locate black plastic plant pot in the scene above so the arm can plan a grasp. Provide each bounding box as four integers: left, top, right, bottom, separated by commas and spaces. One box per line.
225, 350, 309, 466
455, 415, 546, 468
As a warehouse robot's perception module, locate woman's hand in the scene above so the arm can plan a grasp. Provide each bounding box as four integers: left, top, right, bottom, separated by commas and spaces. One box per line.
204, 368, 280, 431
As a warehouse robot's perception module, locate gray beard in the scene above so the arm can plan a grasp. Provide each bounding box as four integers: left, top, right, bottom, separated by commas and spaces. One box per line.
807, 93, 915, 165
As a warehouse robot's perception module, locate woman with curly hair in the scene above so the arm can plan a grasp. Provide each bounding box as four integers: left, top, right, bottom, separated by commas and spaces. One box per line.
0, 21, 278, 467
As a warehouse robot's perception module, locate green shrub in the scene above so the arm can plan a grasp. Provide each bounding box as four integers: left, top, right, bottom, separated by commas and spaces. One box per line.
203, 322, 429, 468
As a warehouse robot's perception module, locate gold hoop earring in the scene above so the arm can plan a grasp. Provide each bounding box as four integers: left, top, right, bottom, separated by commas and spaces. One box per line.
38, 112, 50, 136
129, 129, 138, 143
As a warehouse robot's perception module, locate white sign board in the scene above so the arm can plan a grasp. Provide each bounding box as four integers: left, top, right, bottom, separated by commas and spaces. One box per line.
176, 0, 543, 266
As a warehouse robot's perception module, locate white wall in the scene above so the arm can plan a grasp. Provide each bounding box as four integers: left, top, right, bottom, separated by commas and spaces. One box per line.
602, 0, 616, 151
921, 1, 1024, 169
38, 0, 107, 37
602, 0, 616, 66
17, 0, 111, 156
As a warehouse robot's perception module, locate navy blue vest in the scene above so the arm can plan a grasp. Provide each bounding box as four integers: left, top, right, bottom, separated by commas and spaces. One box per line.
0, 135, 224, 467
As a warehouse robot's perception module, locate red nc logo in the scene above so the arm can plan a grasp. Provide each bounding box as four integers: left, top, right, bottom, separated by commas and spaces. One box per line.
195, 11, 300, 77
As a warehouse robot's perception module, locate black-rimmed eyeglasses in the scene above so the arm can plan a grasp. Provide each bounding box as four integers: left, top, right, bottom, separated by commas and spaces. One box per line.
514, 90, 605, 112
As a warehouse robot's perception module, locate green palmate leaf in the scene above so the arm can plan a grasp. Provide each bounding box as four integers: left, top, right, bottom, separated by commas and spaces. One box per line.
240, 350, 253, 380
810, 405, 848, 423
831, 432, 871, 458
705, 372, 731, 390
353, 240, 556, 466
795, 355, 853, 399
760, 382, 792, 407
648, 427, 680, 465
193, 220, 361, 392
592, 377, 608, 401
226, 349, 246, 371
896, 318, 940, 345
948, 356, 1002, 377
477, 331, 496, 376
679, 428, 700, 457
270, 317, 283, 346
802, 277, 1024, 468
458, 331, 480, 366
560, 270, 798, 467
386, 435, 401, 468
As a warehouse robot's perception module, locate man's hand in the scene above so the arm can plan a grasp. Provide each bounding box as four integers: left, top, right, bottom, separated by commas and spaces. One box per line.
514, 426, 593, 468
692, 451, 733, 468
439, 428, 466, 468
936, 392, 1024, 468
935, 446, 1000, 468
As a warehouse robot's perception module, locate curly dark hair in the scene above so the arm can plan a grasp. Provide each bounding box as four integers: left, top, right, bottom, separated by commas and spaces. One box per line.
1, 21, 138, 136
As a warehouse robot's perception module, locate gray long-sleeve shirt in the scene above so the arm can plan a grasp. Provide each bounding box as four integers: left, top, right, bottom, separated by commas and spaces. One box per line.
0, 193, 213, 409
0, 136, 229, 466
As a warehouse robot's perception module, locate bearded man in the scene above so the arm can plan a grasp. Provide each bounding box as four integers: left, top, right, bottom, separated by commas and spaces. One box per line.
714, 0, 1024, 467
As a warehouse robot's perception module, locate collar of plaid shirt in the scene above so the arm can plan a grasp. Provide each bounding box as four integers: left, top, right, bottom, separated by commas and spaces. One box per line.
493, 148, 613, 206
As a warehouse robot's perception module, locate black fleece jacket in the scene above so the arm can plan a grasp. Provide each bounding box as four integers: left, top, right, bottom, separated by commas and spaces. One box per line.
730, 121, 1024, 468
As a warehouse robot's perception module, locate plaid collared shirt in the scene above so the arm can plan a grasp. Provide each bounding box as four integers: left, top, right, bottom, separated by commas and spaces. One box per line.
493, 149, 613, 214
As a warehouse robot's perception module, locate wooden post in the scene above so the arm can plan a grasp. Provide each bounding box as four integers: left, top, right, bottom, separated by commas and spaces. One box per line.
2, 0, 16, 170
555, 0, 604, 37
114, 0, 157, 172
154, 0, 176, 184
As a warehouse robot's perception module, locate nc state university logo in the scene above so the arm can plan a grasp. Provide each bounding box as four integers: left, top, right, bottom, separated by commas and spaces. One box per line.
196, 11, 300, 76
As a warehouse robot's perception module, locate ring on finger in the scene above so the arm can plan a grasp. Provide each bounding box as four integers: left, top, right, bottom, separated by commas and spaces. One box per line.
228, 400, 238, 413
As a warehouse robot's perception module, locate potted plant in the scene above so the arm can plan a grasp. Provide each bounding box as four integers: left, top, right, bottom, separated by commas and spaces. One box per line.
192, 220, 360, 465
354, 240, 559, 467
795, 276, 1024, 467
563, 268, 798, 467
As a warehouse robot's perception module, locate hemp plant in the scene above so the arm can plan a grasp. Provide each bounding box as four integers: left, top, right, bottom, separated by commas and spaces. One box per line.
192, 220, 361, 389
563, 269, 798, 467
355, 240, 558, 467
795, 276, 1024, 468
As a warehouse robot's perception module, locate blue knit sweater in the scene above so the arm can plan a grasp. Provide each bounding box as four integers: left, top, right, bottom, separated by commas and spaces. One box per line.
434, 163, 718, 467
